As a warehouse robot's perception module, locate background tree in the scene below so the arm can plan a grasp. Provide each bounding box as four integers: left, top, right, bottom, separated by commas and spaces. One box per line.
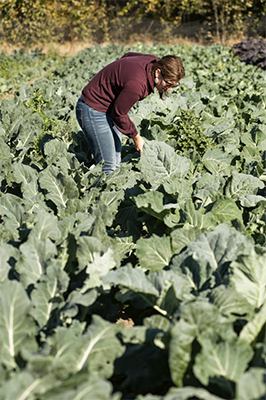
120, 0, 266, 43
0, 0, 265, 47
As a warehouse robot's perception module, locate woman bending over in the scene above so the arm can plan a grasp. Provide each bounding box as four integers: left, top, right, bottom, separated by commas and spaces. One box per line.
76, 52, 185, 176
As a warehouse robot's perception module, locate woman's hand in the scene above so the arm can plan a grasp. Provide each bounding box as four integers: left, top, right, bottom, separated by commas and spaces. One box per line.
133, 134, 145, 154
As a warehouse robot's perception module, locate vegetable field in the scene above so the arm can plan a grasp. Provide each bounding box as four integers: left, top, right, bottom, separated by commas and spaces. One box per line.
0, 43, 266, 400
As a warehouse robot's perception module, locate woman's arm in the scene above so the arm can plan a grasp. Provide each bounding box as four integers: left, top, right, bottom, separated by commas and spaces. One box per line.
133, 133, 145, 154
110, 81, 145, 138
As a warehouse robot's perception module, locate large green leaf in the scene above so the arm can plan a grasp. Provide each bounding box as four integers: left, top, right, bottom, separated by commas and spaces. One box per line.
98, 189, 125, 221
238, 194, 266, 208
39, 165, 79, 210
0, 243, 20, 282
161, 386, 228, 400
0, 371, 58, 400
23, 316, 124, 382
30, 265, 69, 328
193, 173, 225, 203
205, 196, 243, 224
134, 190, 181, 228
202, 148, 232, 174
194, 334, 253, 385
42, 322, 86, 378
74, 315, 124, 378
178, 299, 236, 340
170, 226, 203, 254
163, 177, 192, 201
225, 171, 264, 198
178, 199, 206, 230
0, 280, 37, 369
210, 285, 254, 321
13, 113, 43, 156
136, 234, 172, 272
236, 367, 266, 400
102, 264, 160, 298
76, 236, 116, 273
240, 125, 266, 151
169, 319, 197, 387
0, 193, 27, 241
16, 236, 58, 287
12, 162, 43, 203
104, 265, 192, 316
134, 190, 165, 217
43, 138, 72, 171
170, 224, 254, 290
41, 376, 122, 400
26, 208, 62, 242
140, 141, 190, 185
0, 136, 12, 177
230, 249, 266, 308
169, 298, 238, 387
81, 247, 117, 290
149, 269, 194, 314
69, 212, 96, 239
240, 302, 266, 344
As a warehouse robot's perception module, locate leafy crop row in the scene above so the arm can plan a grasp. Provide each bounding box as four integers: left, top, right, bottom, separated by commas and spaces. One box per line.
0, 49, 65, 101
0, 43, 266, 399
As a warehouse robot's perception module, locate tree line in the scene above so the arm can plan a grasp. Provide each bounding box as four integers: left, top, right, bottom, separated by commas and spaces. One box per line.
0, 0, 265, 47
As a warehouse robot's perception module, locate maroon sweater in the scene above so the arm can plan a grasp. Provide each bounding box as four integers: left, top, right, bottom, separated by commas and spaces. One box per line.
82, 52, 158, 138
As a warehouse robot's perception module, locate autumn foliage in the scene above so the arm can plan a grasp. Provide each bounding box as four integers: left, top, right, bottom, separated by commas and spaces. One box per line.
0, 0, 265, 46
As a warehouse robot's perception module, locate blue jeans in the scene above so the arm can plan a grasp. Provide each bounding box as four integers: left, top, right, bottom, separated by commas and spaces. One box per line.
76, 97, 122, 176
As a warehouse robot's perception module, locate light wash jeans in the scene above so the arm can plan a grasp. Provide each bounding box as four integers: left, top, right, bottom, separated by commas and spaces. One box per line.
76, 97, 122, 176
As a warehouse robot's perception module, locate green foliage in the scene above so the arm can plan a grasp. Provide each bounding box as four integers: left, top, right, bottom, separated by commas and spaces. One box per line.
24, 89, 55, 133
0, 49, 43, 79
0, 43, 266, 399
0, 0, 118, 46
119, 0, 182, 23
179, 0, 266, 43
0, 49, 62, 100
120, 0, 266, 43
167, 109, 214, 156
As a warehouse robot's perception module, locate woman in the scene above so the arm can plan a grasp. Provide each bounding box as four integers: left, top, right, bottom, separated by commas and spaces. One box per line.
76, 52, 185, 176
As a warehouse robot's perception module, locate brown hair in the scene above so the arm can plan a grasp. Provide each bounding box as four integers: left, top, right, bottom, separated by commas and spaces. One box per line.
151, 55, 185, 83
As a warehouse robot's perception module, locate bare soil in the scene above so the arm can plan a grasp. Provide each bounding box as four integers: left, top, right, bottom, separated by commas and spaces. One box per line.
0, 34, 243, 58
